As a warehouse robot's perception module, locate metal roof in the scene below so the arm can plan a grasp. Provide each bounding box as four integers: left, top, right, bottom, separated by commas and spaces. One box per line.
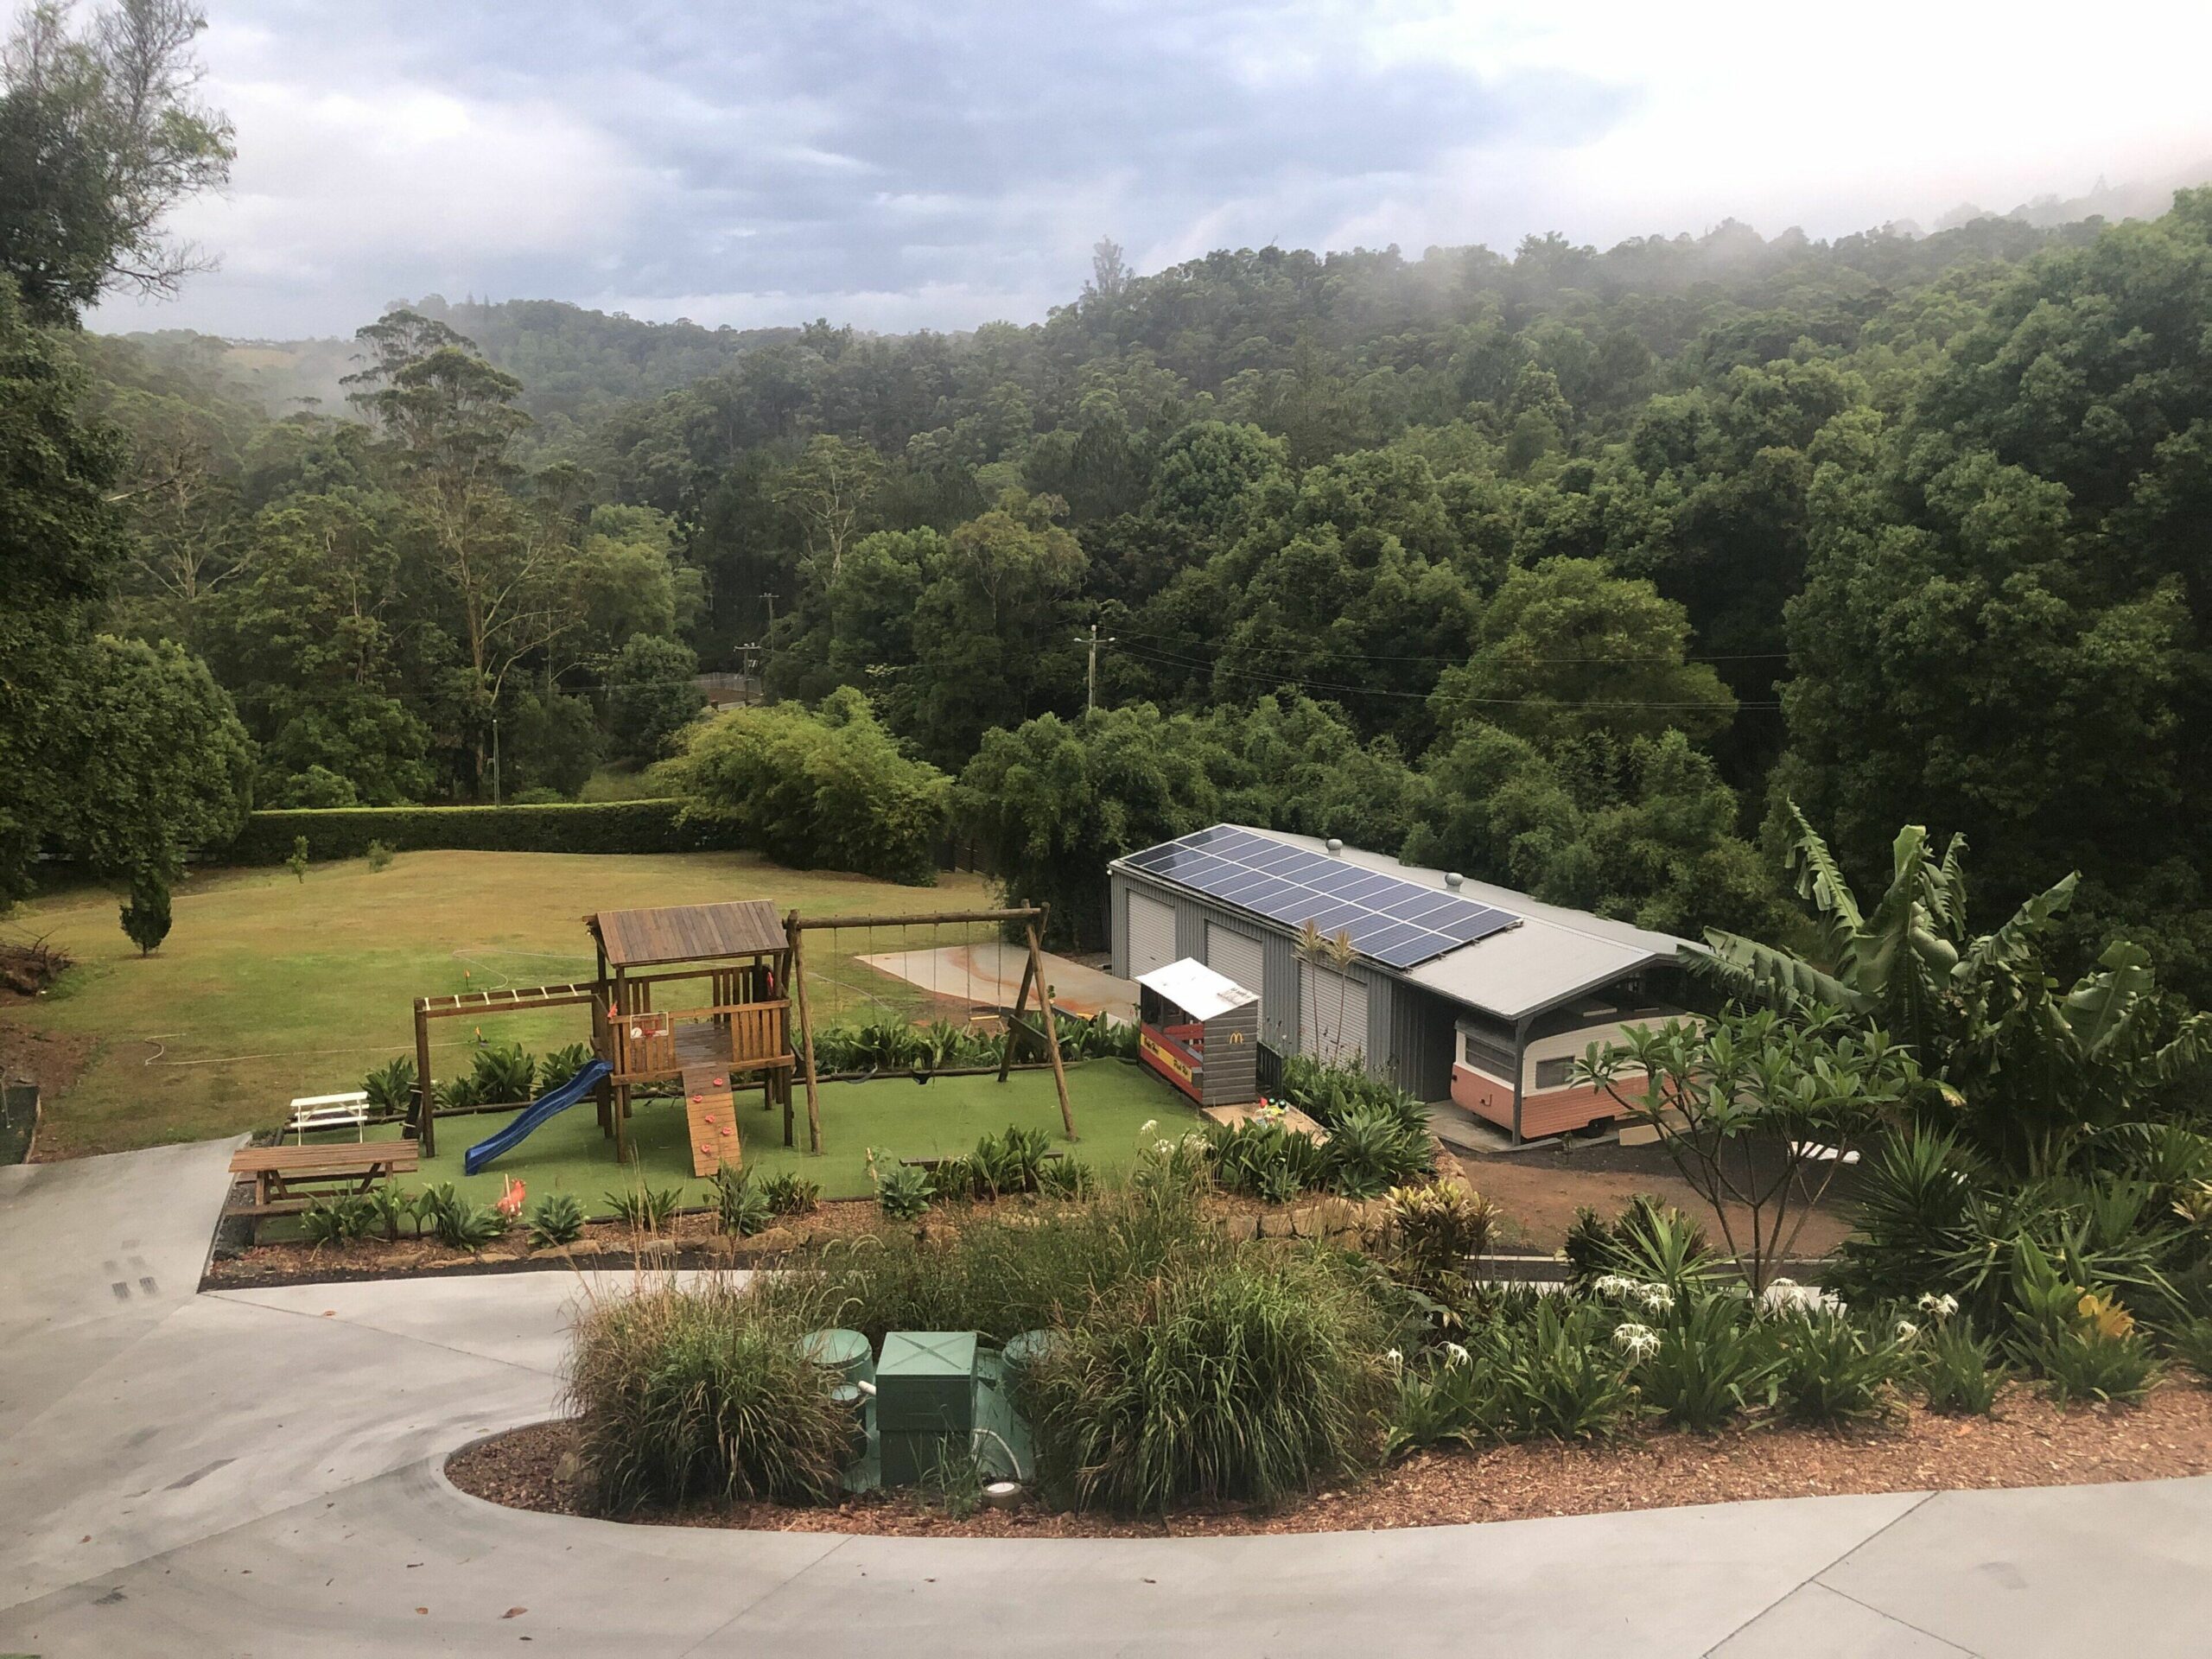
1136, 957, 1260, 1021
1112, 825, 1690, 1022
588, 899, 787, 968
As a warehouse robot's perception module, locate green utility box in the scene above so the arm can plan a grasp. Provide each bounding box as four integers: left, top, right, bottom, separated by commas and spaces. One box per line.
877, 1330, 978, 1485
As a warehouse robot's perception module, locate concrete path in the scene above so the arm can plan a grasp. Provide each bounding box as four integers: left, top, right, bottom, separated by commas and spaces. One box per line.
2, 1144, 2209, 1656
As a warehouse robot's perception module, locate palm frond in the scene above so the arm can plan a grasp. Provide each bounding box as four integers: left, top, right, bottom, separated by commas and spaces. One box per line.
1780, 800, 1864, 936
1697, 931, 1867, 1013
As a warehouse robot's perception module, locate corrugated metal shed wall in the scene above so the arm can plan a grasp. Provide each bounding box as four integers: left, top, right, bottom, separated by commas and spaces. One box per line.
1111, 871, 1445, 1098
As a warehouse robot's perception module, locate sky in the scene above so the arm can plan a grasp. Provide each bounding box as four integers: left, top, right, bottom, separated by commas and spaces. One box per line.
93, 0, 2212, 342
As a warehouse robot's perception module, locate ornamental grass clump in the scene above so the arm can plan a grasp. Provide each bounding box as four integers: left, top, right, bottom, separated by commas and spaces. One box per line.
1027, 1247, 1393, 1514
1769, 1310, 1905, 1426
1485, 1300, 1636, 1440
1915, 1313, 2006, 1415
565, 1286, 852, 1513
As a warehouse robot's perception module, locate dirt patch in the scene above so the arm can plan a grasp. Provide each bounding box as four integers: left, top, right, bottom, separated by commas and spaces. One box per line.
1446, 1141, 1858, 1258
0, 1016, 99, 1161
449, 1381, 2212, 1537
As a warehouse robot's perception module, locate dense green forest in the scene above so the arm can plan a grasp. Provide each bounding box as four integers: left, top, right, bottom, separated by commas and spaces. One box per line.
5, 1, 2209, 998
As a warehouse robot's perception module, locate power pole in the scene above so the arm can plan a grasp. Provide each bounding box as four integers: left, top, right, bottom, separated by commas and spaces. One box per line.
1075, 621, 1115, 715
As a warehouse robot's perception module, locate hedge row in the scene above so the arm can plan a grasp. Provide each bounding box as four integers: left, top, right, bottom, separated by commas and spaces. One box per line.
225, 801, 721, 863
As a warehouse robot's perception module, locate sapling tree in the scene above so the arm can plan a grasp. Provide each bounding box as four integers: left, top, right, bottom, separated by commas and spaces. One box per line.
118, 866, 171, 956
1575, 1006, 1919, 1294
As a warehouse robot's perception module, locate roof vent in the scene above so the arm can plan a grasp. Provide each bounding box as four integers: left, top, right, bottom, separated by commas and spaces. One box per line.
1325, 837, 1344, 855
1445, 872, 1465, 890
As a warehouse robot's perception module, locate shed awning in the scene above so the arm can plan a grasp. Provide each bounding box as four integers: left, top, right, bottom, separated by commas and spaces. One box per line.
1136, 957, 1258, 1021
588, 899, 787, 968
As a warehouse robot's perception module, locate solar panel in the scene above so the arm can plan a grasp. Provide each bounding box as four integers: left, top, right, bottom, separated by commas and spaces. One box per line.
1122, 828, 1516, 970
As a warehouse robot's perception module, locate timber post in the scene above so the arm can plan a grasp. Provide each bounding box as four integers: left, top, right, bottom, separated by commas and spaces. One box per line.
788, 910, 822, 1153
1028, 915, 1077, 1140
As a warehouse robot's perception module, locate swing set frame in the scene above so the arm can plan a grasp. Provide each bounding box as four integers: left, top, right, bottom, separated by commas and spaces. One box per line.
784, 904, 1077, 1151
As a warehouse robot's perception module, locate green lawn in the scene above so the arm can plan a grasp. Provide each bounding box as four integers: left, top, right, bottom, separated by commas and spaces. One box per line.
375, 1059, 1186, 1211
3, 849, 1017, 1156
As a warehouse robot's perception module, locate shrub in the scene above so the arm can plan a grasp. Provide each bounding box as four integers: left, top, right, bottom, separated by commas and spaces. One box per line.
1916, 1317, 2006, 1415
1486, 1300, 1636, 1440
526, 1192, 588, 1248
1028, 1250, 1392, 1513
365, 1183, 415, 1243
667, 690, 949, 886
300, 1193, 377, 1246
873, 1158, 932, 1222
539, 1044, 595, 1092
433, 1075, 482, 1113
2031, 1323, 2162, 1406
471, 1043, 537, 1103
1633, 1294, 1777, 1432
118, 868, 172, 957
362, 1057, 416, 1116
1384, 1348, 1499, 1460
607, 1184, 682, 1233
964, 1124, 1051, 1198
1835, 1130, 1980, 1304
759, 1173, 821, 1216
433, 1198, 508, 1251
1565, 1195, 1719, 1294
227, 801, 711, 864
714, 1166, 772, 1237
363, 837, 395, 871
1325, 1103, 1434, 1198
566, 1287, 853, 1511
2165, 1316, 2212, 1385
1276, 1052, 1427, 1135
1036, 1157, 1094, 1200
1770, 1313, 1904, 1426
285, 835, 310, 881
1382, 1182, 1498, 1295
1207, 1116, 1327, 1204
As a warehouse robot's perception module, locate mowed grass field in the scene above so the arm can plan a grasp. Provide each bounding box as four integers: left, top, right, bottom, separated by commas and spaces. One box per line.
0, 849, 1080, 1158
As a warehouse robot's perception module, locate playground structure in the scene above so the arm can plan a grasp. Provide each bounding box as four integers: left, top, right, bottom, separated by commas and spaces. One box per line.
405, 900, 1076, 1178
1135, 957, 1260, 1109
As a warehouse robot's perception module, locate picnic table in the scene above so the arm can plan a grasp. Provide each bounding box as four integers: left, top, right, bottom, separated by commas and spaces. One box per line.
227, 1142, 420, 1215
285, 1091, 370, 1143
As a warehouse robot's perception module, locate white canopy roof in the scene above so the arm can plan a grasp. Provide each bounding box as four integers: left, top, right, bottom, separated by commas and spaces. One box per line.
1135, 957, 1259, 1021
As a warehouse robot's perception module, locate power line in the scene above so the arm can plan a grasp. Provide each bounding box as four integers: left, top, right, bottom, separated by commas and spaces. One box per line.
1106, 625, 1790, 667
1113, 640, 1784, 709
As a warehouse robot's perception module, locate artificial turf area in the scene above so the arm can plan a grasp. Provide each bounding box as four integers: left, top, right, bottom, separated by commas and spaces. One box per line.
2, 849, 1008, 1156
377, 1059, 1185, 1211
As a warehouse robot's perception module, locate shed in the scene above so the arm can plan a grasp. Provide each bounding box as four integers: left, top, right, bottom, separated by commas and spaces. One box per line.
1109, 826, 1694, 1141
1135, 957, 1261, 1108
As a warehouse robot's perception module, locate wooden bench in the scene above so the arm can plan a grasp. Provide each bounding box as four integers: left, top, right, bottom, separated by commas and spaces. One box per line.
284, 1091, 370, 1143
228, 1142, 420, 1211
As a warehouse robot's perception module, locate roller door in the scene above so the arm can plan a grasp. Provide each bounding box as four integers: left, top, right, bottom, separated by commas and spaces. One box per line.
1127, 890, 1178, 978
1205, 922, 1266, 1001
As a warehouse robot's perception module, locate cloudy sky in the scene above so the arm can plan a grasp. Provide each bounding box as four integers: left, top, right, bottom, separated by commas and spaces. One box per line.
95, 0, 2212, 341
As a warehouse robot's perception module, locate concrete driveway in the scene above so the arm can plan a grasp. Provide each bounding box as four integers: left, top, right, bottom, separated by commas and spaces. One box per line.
2, 1142, 2209, 1656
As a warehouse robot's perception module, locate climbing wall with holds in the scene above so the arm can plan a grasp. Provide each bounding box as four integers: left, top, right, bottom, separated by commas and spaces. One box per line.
683, 1065, 739, 1177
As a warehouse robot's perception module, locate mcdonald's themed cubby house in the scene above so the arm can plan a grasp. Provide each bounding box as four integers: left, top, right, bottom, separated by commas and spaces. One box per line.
407, 899, 1074, 1179
1110, 825, 1694, 1143
1135, 958, 1259, 1109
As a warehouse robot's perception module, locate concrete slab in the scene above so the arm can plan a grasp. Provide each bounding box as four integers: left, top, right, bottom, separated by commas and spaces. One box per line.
1817, 1476, 2212, 1658
858, 943, 1136, 1022
0, 1136, 238, 1446
1710, 1579, 1974, 1656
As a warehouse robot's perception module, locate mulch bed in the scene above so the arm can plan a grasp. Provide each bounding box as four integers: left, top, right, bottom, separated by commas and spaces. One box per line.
447, 1382, 2212, 1537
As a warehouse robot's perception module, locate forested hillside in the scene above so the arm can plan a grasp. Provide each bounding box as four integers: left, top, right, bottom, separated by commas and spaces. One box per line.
5, 0, 2207, 993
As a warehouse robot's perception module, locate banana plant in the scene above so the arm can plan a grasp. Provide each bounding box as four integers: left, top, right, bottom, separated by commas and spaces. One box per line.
1700, 803, 2211, 1173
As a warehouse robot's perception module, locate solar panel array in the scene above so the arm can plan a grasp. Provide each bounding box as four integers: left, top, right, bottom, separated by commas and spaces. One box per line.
1120, 826, 1517, 970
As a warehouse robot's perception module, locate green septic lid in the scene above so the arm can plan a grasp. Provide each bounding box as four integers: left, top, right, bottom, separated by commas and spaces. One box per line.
1001, 1329, 1063, 1371
801, 1328, 874, 1375
877, 1331, 978, 1377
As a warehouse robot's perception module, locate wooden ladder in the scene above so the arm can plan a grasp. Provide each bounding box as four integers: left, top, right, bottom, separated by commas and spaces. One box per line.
682, 1064, 741, 1178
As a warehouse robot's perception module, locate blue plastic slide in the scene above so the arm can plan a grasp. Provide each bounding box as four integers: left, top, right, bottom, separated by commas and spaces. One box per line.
462, 1058, 614, 1176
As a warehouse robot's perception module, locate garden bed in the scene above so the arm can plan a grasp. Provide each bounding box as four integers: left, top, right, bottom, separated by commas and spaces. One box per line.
448, 1381, 2212, 1536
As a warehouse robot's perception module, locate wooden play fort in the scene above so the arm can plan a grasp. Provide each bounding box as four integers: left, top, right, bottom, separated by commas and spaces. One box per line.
404, 899, 1072, 1178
